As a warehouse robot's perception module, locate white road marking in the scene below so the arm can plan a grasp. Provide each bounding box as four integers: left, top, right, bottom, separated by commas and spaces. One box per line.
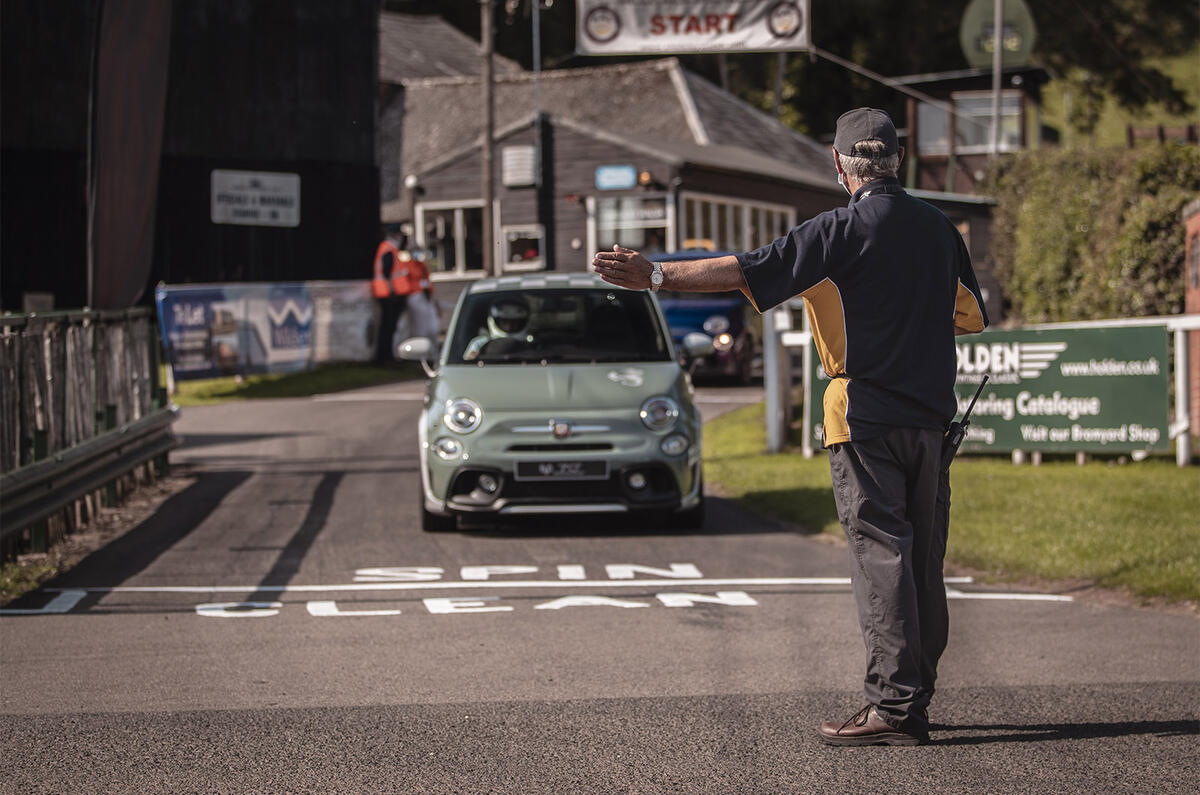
6, 576, 1078, 617
0, 590, 87, 615
307, 601, 403, 617
45, 577, 889, 594
945, 587, 1074, 602
194, 601, 282, 618
40, 575, 994, 596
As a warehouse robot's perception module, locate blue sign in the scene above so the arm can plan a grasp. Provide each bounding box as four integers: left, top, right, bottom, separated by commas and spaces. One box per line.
155, 283, 313, 380
595, 164, 638, 191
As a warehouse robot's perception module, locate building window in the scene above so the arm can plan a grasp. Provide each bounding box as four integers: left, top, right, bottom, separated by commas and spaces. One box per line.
415, 202, 485, 278
595, 195, 671, 255
502, 224, 545, 272
917, 90, 1022, 155
681, 193, 795, 252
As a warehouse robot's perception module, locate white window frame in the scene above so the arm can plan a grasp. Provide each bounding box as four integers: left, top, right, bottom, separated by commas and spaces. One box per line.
500, 223, 547, 273
678, 191, 795, 252
586, 192, 677, 270
951, 90, 1023, 154
917, 90, 1023, 156
414, 199, 488, 282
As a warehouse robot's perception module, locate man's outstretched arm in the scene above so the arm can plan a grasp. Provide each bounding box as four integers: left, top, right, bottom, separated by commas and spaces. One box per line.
592, 246, 753, 302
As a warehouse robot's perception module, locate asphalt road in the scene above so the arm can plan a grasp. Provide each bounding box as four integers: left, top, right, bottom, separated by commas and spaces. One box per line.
2, 380, 1197, 794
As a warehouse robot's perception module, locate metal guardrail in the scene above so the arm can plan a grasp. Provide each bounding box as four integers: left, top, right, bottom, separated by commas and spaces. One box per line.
1, 307, 178, 551
0, 406, 178, 537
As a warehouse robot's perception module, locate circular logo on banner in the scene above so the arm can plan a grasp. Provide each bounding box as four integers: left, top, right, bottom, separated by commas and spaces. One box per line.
584, 7, 621, 44
767, 1, 804, 39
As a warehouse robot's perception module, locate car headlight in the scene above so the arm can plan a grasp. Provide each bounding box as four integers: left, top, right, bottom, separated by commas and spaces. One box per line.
702, 315, 730, 336
444, 398, 482, 433
660, 433, 690, 456
433, 437, 464, 460
640, 396, 679, 431
713, 332, 734, 351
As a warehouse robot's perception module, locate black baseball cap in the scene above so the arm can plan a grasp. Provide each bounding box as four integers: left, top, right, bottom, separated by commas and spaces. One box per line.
833, 107, 899, 156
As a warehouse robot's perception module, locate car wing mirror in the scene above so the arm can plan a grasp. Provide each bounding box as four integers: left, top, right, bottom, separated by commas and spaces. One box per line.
681, 331, 715, 359
397, 337, 439, 377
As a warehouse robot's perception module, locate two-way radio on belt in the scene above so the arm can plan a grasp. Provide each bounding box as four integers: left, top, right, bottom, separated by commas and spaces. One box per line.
941, 375, 989, 472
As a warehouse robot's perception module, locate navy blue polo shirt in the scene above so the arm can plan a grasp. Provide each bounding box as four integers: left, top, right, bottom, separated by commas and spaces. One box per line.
737, 177, 988, 445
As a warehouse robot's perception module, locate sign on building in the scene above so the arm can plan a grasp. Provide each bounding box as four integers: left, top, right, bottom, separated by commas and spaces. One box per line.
595, 164, 638, 191
805, 326, 1170, 454
576, 0, 810, 56
211, 169, 301, 227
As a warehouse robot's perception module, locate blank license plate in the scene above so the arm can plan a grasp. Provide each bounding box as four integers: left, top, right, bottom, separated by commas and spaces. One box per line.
515, 460, 608, 481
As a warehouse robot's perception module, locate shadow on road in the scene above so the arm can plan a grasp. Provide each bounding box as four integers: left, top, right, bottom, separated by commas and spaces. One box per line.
244, 471, 342, 604
3, 470, 251, 611
176, 431, 309, 449
933, 719, 1198, 745
457, 495, 815, 538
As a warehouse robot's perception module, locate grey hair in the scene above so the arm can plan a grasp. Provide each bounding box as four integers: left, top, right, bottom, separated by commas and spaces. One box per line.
837, 139, 900, 181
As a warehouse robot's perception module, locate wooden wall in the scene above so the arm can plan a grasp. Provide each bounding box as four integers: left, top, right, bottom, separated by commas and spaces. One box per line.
1, 0, 381, 311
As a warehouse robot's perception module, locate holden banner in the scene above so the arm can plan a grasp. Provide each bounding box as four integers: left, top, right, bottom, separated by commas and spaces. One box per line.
805, 326, 1171, 455
576, 0, 810, 56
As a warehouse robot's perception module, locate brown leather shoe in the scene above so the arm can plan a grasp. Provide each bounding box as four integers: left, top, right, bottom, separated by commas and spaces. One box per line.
817, 705, 928, 746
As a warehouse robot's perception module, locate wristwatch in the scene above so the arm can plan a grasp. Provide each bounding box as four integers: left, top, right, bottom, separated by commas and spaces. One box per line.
649, 261, 664, 292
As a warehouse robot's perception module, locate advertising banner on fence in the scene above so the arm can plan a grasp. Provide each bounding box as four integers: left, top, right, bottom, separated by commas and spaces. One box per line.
576, 0, 810, 56
805, 326, 1170, 454
308, 280, 376, 364
155, 283, 314, 380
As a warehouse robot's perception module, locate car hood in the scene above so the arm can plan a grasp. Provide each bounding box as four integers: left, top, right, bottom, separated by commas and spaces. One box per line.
434, 363, 685, 411
659, 299, 743, 339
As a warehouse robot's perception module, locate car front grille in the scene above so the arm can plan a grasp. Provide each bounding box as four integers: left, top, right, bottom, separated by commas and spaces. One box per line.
506, 443, 613, 452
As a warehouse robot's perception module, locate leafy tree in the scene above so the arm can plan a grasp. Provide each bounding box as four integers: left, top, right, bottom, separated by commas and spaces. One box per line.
984, 144, 1199, 322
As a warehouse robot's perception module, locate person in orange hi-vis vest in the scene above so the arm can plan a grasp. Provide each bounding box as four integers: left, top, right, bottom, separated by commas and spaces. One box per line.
372, 225, 438, 363
372, 225, 410, 364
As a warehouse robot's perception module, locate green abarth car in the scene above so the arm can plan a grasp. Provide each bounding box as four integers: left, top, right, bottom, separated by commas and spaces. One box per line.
398, 273, 713, 532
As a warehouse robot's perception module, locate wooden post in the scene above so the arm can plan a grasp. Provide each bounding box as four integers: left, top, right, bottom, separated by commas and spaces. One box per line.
102, 403, 117, 507
29, 429, 49, 553
480, 0, 495, 276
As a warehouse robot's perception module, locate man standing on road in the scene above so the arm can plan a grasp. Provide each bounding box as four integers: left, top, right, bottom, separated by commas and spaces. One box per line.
371, 224, 410, 365
372, 225, 439, 363
592, 108, 988, 746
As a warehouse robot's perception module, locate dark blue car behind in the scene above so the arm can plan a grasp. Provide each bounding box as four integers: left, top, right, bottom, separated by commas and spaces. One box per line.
653, 250, 762, 384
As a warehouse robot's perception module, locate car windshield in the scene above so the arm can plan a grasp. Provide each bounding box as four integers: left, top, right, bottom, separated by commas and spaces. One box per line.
445, 288, 673, 365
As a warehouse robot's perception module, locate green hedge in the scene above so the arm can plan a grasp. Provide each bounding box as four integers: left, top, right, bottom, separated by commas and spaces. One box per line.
984, 145, 1200, 323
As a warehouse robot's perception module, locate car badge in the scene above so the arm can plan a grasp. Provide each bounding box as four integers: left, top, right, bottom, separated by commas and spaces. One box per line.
551, 420, 572, 439
606, 368, 644, 387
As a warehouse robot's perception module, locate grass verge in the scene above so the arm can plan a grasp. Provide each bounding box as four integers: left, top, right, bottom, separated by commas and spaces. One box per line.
170, 362, 423, 406
704, 402, 1200, 605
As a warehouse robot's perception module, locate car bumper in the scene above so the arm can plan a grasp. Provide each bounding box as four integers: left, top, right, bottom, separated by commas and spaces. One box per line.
420, 418, 702, 518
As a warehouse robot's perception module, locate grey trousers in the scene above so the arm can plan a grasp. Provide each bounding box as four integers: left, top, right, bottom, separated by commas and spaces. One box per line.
827, 427, 950, 734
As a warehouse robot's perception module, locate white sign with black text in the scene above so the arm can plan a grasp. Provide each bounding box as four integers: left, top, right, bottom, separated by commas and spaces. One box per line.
211, 169, 300, 227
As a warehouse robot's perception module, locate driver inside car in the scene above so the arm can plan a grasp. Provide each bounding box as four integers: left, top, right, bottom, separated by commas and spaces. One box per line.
463, 296, 533, 361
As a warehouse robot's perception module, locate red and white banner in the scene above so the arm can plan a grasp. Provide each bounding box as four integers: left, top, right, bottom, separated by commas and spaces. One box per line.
576, 0, 810, 55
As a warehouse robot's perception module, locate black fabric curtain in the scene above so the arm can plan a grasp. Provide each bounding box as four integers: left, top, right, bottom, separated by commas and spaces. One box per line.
90, 0, 172, 308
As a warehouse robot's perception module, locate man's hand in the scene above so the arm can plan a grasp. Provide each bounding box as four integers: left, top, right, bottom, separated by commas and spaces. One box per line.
592, 245, 652, 290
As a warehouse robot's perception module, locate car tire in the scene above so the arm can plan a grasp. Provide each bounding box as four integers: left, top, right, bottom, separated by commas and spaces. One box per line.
421, 505, 457, 532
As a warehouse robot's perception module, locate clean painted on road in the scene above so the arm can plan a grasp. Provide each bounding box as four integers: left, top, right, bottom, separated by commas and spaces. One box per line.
3, 561, 1073, 617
